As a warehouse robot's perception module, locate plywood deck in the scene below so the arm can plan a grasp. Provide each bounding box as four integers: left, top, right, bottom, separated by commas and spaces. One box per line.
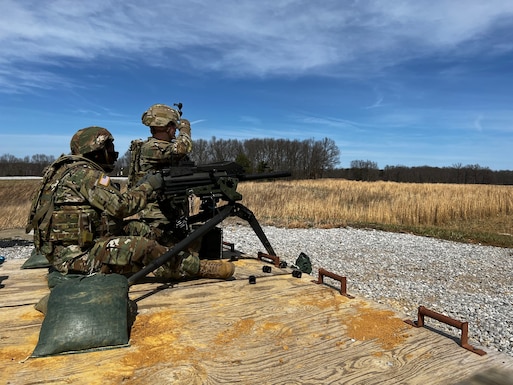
1, 253, 512, 385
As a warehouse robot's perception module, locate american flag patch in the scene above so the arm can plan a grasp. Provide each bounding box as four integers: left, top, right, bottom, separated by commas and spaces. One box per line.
99, 174, 110, 186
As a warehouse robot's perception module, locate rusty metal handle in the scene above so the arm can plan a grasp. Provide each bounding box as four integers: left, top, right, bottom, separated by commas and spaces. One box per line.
257, 252, 281, 267
222, 241, 235, 252
313, 268, 353, 298
405, 306, 486, 356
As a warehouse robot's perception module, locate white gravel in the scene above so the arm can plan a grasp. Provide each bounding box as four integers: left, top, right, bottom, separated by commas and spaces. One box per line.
2, 226, 512, 358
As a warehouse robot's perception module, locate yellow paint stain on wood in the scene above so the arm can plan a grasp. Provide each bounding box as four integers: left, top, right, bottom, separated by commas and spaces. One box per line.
214, 318, 256, 345
344, 302, 412, 350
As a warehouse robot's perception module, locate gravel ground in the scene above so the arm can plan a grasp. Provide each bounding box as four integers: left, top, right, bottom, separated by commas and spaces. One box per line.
2, 226, 512, 358
219, 224, 513, 358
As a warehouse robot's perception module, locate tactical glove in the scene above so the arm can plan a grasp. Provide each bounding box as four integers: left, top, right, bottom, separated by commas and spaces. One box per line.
178, 119, 191, 137
138, 171, 164, 191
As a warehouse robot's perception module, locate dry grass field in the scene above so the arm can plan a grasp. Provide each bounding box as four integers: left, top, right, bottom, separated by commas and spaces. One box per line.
2, 178, 512, 247
0, 180, 39, 233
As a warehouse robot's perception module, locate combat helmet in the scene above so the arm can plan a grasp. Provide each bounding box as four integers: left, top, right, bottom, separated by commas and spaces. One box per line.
70, 126, 114, 156
141, 104, 180, 127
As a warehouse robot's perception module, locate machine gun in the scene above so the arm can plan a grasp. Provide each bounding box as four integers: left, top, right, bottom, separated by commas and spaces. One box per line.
159, 161, 290, 219
127, 161, 291, 285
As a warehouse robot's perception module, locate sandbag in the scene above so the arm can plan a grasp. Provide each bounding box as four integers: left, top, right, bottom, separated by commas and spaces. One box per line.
34, 293, 50, 315
34, 272, 107, 316
21, 248, 51, 269
32, 273, 132, 357
295, 252, 312, 274
46, 270, 84, 289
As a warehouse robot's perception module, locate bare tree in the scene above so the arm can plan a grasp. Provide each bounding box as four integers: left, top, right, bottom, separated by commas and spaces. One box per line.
350, 159, 379, 181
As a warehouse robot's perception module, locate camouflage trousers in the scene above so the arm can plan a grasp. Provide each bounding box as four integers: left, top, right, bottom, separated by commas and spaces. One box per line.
52, 235, 200, 280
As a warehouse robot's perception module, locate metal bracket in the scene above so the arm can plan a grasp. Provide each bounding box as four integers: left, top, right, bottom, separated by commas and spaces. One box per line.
222, 241, 235, 252
257, 252, 281, 267
312, 268, 354, 298
405, 306, 486, 356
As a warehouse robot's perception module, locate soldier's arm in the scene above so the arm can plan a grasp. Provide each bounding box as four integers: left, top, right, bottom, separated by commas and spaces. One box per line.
140, 139, 190, 171
76, 168, 155, 218
172, 132, 192, 155
175, 118, 192, 155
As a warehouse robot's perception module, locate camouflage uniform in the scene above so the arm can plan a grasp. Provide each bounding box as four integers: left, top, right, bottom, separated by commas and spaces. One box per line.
128, 107, 234, 279
26, 126, 200, 279
139, 119, 193, 171
133, 105, 193, 245
139, 104, 192, 172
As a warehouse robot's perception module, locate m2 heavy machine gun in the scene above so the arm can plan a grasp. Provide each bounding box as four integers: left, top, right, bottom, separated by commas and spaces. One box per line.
128, 161, 291, 285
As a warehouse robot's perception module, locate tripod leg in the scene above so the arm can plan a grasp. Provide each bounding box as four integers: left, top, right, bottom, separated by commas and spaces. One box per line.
128, 204, 234, 286
233, 203, 276, 256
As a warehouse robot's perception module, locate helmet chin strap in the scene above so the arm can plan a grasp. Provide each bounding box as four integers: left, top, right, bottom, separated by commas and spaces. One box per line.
102, 163, 115, 173
102, 148, 118, 173
86, 149, 117, 173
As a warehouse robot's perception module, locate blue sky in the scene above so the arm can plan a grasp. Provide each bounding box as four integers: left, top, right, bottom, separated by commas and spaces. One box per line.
1, 1, 513, 170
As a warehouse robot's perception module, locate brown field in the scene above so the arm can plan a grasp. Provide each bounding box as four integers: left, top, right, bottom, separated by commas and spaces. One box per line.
0, 180, 39, 233
2, 179, 512, 247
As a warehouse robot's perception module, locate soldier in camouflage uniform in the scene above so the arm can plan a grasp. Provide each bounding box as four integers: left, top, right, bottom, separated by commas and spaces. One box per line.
129, 104, 193, 246
140, 104, 192, 170
26, 126, 234, 280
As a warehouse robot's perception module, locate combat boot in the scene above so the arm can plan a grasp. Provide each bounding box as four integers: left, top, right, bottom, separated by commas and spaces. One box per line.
198, 259, 235, 279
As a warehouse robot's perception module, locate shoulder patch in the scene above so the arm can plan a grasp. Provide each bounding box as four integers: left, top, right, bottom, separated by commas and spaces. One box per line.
98, 174, 111, 187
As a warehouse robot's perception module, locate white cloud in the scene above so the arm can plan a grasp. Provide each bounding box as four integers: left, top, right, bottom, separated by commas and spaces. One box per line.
1, 0, 513, 92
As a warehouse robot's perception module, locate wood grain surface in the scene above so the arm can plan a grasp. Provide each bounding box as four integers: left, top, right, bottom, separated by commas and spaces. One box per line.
1, 256, 512, 385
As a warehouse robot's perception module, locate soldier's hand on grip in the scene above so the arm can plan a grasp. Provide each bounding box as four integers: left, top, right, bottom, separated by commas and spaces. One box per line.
138, 171, 164, 191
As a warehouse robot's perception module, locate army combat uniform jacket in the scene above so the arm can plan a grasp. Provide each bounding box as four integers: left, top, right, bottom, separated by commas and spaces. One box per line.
26, 155, 167, 274
140, 135, 192, 173
139, 136, 192, 219
126, 134, 193, 247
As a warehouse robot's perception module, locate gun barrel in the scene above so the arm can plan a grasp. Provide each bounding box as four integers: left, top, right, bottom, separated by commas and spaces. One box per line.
159, 163, 291, 200
240, 171, 292, 181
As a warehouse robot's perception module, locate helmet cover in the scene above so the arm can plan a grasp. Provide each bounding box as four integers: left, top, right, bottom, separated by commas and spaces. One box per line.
141, 104, 180, 127
70, 126, 114, 156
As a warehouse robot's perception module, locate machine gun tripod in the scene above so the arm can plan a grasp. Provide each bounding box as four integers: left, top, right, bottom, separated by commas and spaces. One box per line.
128, 201, 276, 285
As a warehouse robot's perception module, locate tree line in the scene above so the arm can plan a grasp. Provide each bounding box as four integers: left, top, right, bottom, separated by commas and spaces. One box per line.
2, 138, 513, 185
0, 137, 340, 179
327, 160, 513, 185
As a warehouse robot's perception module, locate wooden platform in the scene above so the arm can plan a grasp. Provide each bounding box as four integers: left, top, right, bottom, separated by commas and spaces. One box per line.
1, 253, 513, 385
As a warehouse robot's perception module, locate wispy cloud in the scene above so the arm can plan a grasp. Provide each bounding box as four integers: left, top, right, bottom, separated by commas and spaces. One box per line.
365, 96, 384, 110
2, 1, 513, 170
239, 115, 262, 125
2, 1, 513, 92
474, 115, 484, 131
